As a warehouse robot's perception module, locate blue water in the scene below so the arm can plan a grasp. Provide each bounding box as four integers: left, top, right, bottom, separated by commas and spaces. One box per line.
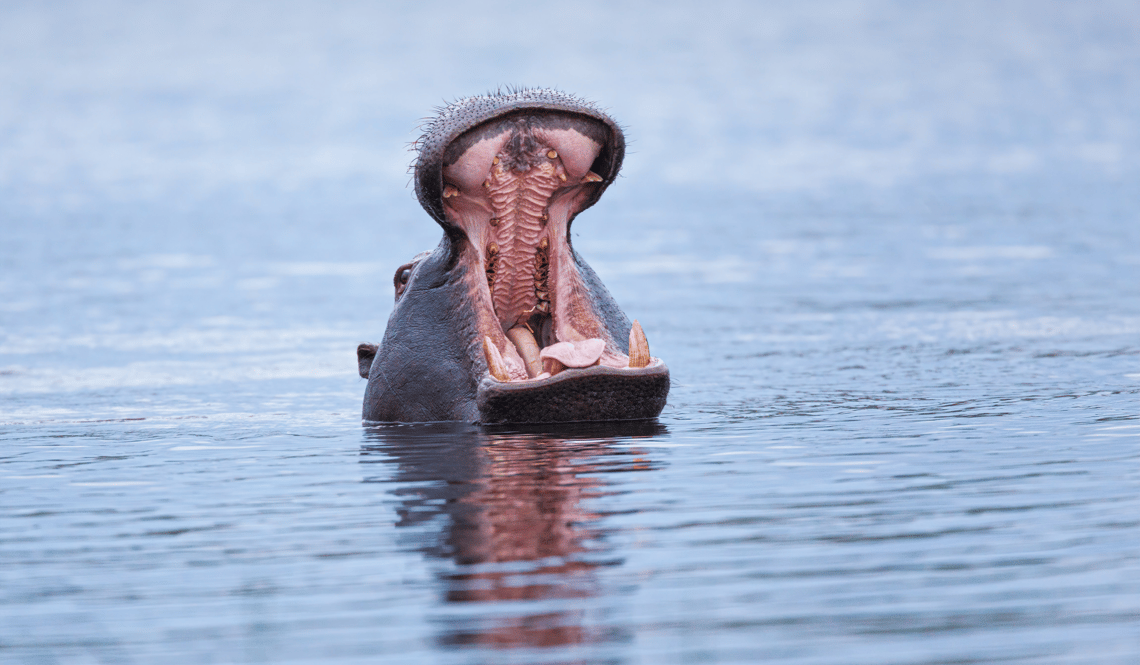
3, 1, 1139, 663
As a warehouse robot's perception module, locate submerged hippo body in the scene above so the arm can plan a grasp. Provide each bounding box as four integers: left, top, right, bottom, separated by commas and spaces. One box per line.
358, 89, 668, 423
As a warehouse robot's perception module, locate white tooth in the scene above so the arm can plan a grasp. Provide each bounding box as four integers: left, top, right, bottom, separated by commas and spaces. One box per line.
506, 325, 543, 378
629, 320, 650, 368
483, 336, 510, 381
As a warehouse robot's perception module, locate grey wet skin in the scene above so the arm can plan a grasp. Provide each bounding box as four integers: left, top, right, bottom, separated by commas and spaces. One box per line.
359, 89, 669, 424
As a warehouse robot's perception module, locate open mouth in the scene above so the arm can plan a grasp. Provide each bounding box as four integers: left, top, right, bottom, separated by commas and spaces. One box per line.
437, 111, 665, 386
361, 88, 669, 424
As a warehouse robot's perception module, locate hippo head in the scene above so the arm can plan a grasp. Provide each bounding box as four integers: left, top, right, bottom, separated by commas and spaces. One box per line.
359, 88, 669, 424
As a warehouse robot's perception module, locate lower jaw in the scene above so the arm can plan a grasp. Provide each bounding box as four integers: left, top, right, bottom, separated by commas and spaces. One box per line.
475, 360, 669, 424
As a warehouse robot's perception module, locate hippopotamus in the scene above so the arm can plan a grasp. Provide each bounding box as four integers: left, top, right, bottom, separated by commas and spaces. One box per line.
358, 88, 669, 423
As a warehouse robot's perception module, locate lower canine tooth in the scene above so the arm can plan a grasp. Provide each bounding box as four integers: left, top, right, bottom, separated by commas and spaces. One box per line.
483, 336, 510, 381
629, 320, 650, 368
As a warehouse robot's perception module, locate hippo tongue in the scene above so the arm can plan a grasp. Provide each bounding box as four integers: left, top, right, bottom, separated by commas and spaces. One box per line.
539, 338, 605, 368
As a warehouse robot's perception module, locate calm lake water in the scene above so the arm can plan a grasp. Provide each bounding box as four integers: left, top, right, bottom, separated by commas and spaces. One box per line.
2, 2, 1139, 663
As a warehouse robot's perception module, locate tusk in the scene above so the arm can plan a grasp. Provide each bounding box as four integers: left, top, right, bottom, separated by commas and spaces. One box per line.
483, 336, 510, 381
506, 325, 543, 378
582, 171, 603, 183
628, 320, 650, 368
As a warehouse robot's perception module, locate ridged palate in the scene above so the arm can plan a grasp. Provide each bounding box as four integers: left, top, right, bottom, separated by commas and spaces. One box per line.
485, 159, 560, 328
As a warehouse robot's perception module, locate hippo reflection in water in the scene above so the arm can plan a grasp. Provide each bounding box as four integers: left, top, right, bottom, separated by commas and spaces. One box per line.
358, 89, 669, 423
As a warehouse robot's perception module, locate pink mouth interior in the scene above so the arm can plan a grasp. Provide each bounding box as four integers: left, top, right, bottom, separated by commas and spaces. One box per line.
439, 114, 652, 382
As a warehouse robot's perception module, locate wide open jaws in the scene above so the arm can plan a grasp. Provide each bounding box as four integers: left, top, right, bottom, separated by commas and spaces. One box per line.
439, 112, 660, 383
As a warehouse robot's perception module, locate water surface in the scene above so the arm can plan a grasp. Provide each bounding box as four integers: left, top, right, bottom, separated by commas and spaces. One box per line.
2, 2, 1139, 663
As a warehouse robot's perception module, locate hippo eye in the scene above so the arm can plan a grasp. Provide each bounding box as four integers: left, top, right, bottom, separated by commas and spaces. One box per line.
393, 262, 416, 300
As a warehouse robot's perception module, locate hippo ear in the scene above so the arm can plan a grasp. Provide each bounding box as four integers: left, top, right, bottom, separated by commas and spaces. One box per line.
357, 343, 378, 378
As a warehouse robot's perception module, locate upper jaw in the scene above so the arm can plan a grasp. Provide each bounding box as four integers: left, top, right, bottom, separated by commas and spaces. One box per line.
413, 88, 625, 232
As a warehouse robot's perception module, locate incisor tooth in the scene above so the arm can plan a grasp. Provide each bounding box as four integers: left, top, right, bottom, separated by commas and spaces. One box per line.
583, 171, 603, 183
483, 336, 510, 382
506, 325, 542, 378
629, 320, 650, 368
